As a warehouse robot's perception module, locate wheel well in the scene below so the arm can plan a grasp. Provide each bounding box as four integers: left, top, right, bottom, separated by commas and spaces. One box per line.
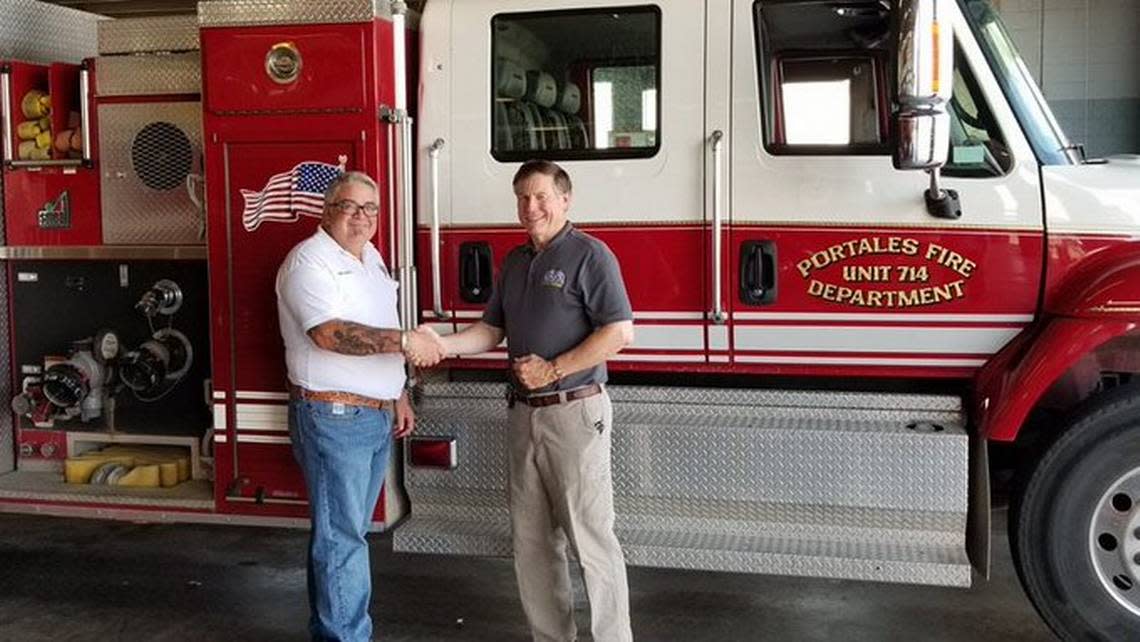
1003, 335, 1140, 494
1006, 332, 1140, 472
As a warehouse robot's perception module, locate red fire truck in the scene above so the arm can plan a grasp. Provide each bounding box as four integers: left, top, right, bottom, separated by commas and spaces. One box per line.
2, 0, 1139, 638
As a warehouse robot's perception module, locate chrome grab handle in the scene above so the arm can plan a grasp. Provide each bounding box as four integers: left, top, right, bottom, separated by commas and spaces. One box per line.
386, 121, 396, 265
428, 137, 449, 320
709, 129, 726, 325
79, 63, 91, 164
397, 115, 417, 331
1, 66, 12, 163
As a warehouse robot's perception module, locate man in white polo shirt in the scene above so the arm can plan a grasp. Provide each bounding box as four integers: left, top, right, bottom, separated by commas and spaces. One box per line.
275, 170, 442, 642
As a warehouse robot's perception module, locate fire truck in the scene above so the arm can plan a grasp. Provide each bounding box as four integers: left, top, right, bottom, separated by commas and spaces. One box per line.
1, 0, 1139, 637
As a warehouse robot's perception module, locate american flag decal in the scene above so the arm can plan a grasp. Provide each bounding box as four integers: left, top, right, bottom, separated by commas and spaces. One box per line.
240, 161, 344, 232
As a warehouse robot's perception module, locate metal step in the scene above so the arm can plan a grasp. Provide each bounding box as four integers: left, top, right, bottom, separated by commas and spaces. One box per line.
395, 382, 970, 587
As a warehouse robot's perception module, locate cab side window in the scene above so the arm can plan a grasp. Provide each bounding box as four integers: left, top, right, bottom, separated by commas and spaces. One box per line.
491, 7, 661, 161
944, 48, 1013, 176
755, 1, 891, 155
754, 0, 1012, 175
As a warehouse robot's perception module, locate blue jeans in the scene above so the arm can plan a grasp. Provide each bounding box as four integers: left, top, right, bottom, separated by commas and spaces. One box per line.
289, 399, 392, 642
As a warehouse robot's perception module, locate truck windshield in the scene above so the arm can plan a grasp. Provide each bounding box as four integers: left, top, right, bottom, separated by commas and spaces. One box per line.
959, 0, 1079, 165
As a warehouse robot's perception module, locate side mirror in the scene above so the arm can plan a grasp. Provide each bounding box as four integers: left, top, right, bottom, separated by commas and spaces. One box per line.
895, 110, 950, 170
894, 0, 953, 171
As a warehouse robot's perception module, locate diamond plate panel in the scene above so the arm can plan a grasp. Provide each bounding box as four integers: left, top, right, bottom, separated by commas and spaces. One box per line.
421, 381, 962, 412
402, 489, 964, 547
412, 382, 968, 512
0, 0, 99, 65
400, 380, 971, 584
392, 516, 972, 587
98, 102, 204, 244
198, 0, 388, 27
622, 540, 971, 588
95, 53, 201, 97
98, 15, 200, 55
405, 396, 507, 491
394, 515, 513, 557
611, 416, 967, 511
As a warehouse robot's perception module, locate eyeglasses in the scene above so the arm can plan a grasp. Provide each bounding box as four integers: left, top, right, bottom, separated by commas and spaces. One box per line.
332, 199, 380, 219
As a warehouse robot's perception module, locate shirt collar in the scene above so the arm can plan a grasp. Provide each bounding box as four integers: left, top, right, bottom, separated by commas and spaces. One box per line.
528, 221, 574, 254
315, 225, 378, 264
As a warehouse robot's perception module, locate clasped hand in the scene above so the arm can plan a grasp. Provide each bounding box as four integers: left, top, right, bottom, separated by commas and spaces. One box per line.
513, 354, 558, 391
404, 326, 447, 367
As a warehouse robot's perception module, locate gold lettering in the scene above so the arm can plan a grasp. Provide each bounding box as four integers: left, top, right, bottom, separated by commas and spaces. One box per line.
945, 252, 964, 273
808, 279, 825, 296
828, 246, 845, 263
867, 290, 884, 307
902, 238, 920, 255
811, 250, 830, 270
797, 258, 813, 278
960, 259, 976, 278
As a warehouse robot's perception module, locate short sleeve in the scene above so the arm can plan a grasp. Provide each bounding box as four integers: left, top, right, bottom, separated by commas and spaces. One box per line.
481, 268, 506, 329
581, 243, 633, 327
279, 261, 342, 332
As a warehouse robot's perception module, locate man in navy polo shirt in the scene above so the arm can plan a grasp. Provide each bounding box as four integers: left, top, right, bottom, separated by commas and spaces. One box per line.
416, 160, 636, 642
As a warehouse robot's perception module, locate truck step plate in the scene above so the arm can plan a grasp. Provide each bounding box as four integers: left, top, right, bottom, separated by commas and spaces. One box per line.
396, 383, 970, 587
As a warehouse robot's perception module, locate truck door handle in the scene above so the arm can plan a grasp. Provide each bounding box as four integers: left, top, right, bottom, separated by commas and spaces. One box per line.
459, 241, 492, 304
740, 240, 777, 305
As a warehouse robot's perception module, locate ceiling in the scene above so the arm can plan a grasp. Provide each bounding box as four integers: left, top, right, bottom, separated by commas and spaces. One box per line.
39, 0, 426, 18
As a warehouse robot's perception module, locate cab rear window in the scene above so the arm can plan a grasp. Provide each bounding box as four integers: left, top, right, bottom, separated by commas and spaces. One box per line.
491, 6, 661, 162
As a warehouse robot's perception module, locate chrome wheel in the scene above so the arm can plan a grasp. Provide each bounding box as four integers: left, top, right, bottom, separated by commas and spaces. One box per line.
1090, 464, 1140, 617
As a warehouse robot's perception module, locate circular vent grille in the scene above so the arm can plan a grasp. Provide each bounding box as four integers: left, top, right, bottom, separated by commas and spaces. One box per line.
131, 122, 193, 191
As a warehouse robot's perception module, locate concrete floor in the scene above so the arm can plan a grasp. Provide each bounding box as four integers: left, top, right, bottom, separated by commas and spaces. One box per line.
0, 508, 1055, 641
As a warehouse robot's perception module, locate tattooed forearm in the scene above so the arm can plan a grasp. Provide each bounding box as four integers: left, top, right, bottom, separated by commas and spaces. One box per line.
307, 320, 402, 356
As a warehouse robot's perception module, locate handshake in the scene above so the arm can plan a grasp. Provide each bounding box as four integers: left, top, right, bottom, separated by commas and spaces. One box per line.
400, 325, 559, 390
403, 326, 448, 368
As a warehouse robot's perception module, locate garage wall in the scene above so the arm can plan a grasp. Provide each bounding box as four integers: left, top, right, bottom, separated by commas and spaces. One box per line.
996, 0, 1140, 158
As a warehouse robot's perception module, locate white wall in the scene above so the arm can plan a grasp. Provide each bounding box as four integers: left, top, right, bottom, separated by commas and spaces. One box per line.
996, 0, 1140, 158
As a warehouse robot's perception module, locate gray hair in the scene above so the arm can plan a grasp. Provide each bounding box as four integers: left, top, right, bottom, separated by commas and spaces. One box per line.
324, 171, 379, 207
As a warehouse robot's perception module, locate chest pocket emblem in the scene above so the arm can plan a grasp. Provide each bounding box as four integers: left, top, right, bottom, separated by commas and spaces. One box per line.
541, 269, 566, 289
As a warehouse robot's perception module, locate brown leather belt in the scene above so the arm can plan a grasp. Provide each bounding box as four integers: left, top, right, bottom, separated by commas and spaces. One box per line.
512, 383, 603, 408
289, 384, 395, 412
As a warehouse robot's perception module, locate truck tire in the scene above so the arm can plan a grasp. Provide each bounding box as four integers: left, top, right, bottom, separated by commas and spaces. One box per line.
1012, 383, 1140, 640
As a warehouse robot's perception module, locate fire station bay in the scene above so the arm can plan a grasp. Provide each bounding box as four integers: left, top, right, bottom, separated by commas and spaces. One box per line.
1, 0, 1139, 640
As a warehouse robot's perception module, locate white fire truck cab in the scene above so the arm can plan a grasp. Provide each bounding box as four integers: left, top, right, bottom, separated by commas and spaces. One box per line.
1, 0, 1138, 639
398, 1, 1140, 639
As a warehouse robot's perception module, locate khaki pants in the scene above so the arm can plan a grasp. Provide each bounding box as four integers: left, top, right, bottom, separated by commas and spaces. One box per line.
507, 389, 633, 642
